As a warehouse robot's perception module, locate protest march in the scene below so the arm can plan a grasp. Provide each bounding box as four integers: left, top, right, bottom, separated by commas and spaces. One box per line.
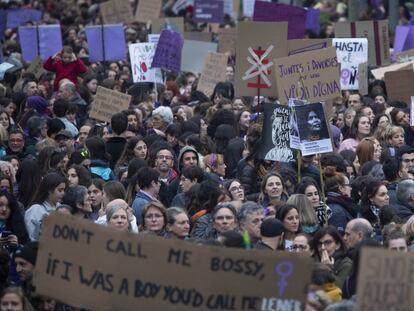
2, 0, 414, 310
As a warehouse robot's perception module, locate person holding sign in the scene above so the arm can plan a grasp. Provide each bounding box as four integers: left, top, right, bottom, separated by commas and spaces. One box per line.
43, 46, 88, 92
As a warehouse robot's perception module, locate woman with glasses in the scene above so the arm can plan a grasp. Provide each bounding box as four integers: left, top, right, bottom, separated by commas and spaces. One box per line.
224, 179, 245, 202
311, 226, 352, 288
140, 202, 167, 236
291, 233, 313, 256
324, 168, 357, 235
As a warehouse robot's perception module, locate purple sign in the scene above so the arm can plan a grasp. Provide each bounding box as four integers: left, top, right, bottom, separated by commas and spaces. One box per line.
0, 10, 7, 40
85, 24, 126, 62
152, 30, 184, 73
193, 0, 224, 23
253, 1, 306, 39
18, 25, 62, 61
306, 8, 320, 35
393, 26, 414, 60
7, 9, 42, 29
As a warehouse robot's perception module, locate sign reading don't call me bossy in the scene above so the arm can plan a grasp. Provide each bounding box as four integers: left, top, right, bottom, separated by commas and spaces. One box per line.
34, 213, 313, 311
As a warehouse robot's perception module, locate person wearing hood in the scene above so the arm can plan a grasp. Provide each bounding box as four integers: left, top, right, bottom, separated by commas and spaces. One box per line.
165, 145, 200, 206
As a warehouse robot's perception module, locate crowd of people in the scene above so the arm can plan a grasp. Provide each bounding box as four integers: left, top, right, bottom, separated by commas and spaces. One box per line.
0, 0, 414, 310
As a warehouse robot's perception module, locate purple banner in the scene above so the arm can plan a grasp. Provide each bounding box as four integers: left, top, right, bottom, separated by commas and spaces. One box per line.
0, 10, 7, 40
253, 1, 306, 39
7, 9, 42, 29
393, 26, 414, 60
19, 25, 62, 61
85, 24, 126, 62
152, 30, 184, 73
193, 0, 224, 23
306, 8, 320, 35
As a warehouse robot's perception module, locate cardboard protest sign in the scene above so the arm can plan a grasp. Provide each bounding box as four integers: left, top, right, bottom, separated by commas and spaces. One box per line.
6, 8, 42, 29
152, 30, 184, 73
181, 40, 218, 73
193, 0, 224, 23
306, 8, 320, 35
274, 47, 341, 105
197, 52, 228, 97
358, 62, 368, 96
18, 25, 62, 61
289, 102, 333, 156
335, 20, 390, 67
287, 39, 331, 56
371, 61, 414, 80
184, 32, 212, 42
257, 103, 294, 162
253, 1, 306, 39
333, 38, 368, 90
89, 87, 131, 122
34, 213, 313, 311
151, 17, 184, 34
26, 56, 46, 80
85, 25, 126, 62
357, 247, 414, 311
129, 43, 162, 84
393, 26, 414, 61
384, 69, 414, 105
235, 21, 288, 97
218, 27, 237, 55
100, 0, 134, 25
135, 0, 162, 23
396, 49, 414, 63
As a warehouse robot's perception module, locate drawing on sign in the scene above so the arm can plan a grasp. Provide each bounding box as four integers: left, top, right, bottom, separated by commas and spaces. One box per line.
275, 261, 294, 297
264, 105, 294, 162
242, 45, 274, 89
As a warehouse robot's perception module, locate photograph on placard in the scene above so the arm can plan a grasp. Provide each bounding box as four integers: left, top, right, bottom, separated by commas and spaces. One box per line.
294, 102, 333, 156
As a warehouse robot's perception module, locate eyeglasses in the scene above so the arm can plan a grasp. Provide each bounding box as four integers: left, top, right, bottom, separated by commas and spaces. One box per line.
229, 185, 244, 192
291, 244, 308, 251
145, 213, 163, 219
318, 240, 334, 248
157, 155, 173, 161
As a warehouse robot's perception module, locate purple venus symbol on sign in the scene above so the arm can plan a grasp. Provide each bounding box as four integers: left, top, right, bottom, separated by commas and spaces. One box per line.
275, 261, 294, 296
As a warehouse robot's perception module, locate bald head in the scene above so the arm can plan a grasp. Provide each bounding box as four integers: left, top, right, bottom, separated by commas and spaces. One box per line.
344, 218, 373, 249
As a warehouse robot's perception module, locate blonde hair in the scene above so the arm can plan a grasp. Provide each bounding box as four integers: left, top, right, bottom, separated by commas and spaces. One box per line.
385, 125, 405, 141
287, 194, 318, 226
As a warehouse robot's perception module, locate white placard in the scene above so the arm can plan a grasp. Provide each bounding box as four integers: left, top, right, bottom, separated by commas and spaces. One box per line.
333, 38, 368, 90
129, 43, 162, 83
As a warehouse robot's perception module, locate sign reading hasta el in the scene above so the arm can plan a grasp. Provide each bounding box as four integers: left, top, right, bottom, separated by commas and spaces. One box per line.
33, 213, 313, 311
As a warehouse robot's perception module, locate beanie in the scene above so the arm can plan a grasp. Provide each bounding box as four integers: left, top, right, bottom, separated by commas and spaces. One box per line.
14, 242, 39, 265
260, 218, 284, 238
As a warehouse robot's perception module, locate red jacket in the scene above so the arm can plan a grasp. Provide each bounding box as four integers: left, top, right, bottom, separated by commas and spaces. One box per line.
43, 57, 88, 91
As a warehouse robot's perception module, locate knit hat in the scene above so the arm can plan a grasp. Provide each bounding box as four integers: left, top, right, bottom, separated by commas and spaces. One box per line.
14, 242, 39, 265
260, 218, 284, 238
153, 106, 173, 124
27, 95, 48, 113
